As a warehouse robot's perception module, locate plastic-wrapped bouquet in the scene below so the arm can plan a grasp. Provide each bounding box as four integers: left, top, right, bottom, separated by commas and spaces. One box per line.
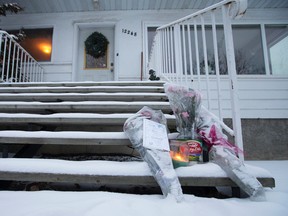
197, 108, 265, 200
164, 83, 202, 140
164, 83, 204, 162
164, 83, 265, 200
123, 106, 184, 202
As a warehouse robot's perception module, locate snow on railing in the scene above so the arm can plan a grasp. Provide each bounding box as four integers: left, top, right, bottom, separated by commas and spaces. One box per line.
148, 0, 248, 160
0, 30, 44, 83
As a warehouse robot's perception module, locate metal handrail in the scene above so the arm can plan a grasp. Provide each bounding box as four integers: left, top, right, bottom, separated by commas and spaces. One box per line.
0, 30, 45, 83
148, 0, 248, 160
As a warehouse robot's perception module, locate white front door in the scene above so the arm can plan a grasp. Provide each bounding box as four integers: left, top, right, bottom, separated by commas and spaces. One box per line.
77, 26, 114, 81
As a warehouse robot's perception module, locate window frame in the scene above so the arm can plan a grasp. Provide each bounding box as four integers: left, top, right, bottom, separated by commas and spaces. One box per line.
5, 25, 54, 63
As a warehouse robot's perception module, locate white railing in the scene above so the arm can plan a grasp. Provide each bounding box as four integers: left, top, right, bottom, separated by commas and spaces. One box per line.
0, 30, 44, 83
149, 0, 248, 160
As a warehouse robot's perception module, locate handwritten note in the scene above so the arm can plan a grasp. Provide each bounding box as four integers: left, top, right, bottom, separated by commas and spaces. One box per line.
143, 119, 170, 151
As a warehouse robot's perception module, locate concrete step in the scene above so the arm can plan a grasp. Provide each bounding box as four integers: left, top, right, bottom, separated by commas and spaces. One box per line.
0, 92, 167, 102
0, 113, 175, 127
0, 131, 129, 145
0, 85, 164, 94
0, 81, 166, 88
0, 158, 275, 189
0, 101, 172, 114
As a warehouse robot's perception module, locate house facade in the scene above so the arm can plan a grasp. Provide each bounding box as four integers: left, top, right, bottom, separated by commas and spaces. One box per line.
0, 0, 288, 159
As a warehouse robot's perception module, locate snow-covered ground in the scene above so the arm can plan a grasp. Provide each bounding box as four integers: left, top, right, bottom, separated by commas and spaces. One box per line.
0, 160, 287, 216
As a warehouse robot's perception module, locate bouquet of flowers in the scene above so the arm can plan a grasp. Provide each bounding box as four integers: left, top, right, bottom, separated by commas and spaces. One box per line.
164, 83, 265, 200
164, 83, 202, 140
123, 106, 184, 202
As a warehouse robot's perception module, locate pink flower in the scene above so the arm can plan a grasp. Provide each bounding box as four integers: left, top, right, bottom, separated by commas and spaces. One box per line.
181, 112, 189, 118
141, 111, 152, 118
185, 92, 195, 97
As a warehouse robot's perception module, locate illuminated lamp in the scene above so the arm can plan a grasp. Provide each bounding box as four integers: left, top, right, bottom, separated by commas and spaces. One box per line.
38, 43, 51, 54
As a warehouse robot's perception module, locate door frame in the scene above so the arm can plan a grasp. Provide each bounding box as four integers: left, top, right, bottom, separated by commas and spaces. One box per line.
72, 22, 117, 82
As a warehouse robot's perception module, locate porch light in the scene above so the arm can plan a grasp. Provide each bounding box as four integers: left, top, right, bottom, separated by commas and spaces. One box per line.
39, 43, 51, 54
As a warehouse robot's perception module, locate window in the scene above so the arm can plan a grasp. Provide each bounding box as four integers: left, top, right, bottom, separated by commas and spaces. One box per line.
182, 25, 266, 75
265, 25, 288, 75
188, 26, 227, 75
148, 23, 287, 76
85, 49, 108, 69
232, 25, 265, 75
9, 28, 53, 62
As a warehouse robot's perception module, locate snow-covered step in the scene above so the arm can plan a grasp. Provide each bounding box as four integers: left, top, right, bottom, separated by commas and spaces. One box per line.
0, 101, 172, 114
0, 81, 165, 88
0, 158, 275, 188
0, 113, 176, 126
0, 86, 164, 94
0, 131, 129, 145
0, 92, 167, 102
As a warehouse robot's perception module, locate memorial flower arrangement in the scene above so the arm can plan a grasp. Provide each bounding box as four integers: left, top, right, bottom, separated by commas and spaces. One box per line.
164, 83, 265, 200
164, 83, 202, 140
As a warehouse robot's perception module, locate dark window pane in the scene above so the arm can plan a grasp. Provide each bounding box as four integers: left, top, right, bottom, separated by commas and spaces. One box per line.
9, 28, 53, 62
232, 25, 265, 75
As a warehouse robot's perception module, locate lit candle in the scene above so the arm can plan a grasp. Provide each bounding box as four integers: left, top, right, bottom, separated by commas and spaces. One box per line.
171, 152, 189, 168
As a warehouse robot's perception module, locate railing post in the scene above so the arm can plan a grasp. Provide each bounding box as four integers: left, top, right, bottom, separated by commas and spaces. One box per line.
11, 43, 17, 82
173, 24, 183, 84
19, 50, 24, 82
211, 10, 223, 120
15, 46, 20, 82
2, 36, 8, 81
201, 15, 211, 110
6, 39, 13, 82
0, 33, 5, 81
222, 3, 244, 160
194, 20, 201, 91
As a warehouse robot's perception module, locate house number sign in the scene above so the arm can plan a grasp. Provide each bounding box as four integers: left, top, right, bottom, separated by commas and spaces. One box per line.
122, 28, 137, 37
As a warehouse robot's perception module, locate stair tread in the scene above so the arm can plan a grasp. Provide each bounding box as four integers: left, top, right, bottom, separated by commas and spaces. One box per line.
0, 92, 167, 102
0, 158, 275, 187
0, 131, 129, 145
0, 101, 169, 105
0, 158, 273, 177
0, 101, 172, 114
0, 86, 164, 93
0, 113, 175, 125
0, 81, 166, 88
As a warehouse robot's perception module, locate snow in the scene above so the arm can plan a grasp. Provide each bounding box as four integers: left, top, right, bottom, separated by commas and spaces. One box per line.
0, 112, 175, 119
0, 85, 163, 90
0, 130, 128, 139
0, 160, 287, 216
0, 101, 169, 105
0, 158, 272, 178
0, 92, 166, 97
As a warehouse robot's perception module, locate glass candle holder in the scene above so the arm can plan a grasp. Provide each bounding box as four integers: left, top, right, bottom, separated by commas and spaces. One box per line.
169, 140, 189, 168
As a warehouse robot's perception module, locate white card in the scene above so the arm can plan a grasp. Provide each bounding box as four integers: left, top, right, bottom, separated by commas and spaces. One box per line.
143, 119, 170, 151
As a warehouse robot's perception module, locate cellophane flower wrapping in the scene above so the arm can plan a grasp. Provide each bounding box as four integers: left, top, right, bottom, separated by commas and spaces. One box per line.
164, 83, 202, 139
209, 145, 266, 200
123, 106, 184, 202
164, 83, 265, 200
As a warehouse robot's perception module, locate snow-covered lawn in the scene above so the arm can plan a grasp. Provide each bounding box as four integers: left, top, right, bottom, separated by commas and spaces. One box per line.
0, 160, 287, 216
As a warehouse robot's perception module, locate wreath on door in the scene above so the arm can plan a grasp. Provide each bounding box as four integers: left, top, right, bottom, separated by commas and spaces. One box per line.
84, 32, 109, 58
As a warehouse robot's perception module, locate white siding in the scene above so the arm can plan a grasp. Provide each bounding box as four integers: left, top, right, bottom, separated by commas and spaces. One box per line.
196, 77, 288, 119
